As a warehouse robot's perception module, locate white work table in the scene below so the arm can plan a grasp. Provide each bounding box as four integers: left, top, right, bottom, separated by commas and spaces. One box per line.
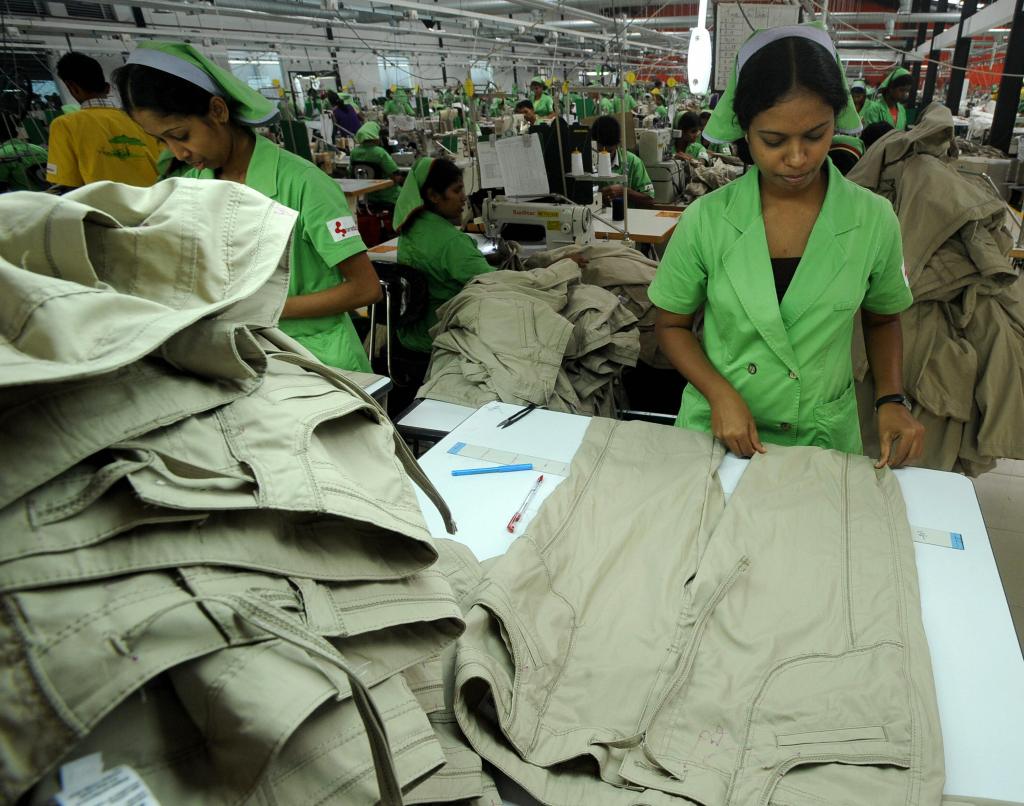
366, 232, 499, 264
413, 401, 1024, 805
594, 206, 681, 245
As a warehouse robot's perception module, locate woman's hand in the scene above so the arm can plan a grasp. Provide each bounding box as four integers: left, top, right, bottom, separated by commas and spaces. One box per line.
709, 387, 766, 458
875, 403, 925, 469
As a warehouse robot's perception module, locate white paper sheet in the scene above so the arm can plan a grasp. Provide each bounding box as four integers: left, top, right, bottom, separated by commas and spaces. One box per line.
495, 133, 549, 196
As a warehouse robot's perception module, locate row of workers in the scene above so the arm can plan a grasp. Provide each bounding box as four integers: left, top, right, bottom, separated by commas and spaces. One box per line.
29, 31, 922, 468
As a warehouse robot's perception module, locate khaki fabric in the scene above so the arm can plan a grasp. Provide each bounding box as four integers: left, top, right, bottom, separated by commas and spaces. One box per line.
848, 102, 1021, 474
454, 419, 944, 805
523, 242, 668, 367
419, 261, 640, 417
0, 178, 295, 386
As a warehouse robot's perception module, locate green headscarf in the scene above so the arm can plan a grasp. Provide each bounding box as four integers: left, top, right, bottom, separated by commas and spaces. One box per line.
850, 79, 868, 94
393, 157, 435, 232
877, 67, 912, 93
704, 22, 862, 143
126, 41, 277, 125
829, 134, 865, 157
530, 75, 547, 90
355, 121, 381, 144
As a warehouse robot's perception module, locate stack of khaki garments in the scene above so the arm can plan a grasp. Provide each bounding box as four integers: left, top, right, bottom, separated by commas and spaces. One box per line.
521, 242, 671, 369
0, 179, 495, 805
847, 102, 1021, 475
417, 260, 640, 416
452, 419, 946, 805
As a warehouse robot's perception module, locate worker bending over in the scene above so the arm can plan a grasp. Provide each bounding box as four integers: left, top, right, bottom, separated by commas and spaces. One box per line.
115, 41, 381, 372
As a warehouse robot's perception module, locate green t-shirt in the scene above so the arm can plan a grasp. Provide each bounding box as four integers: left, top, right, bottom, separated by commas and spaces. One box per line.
861, 97, 907, 130
396, 210, 494, 352
599, 97, 615, 115
384, 98, 415, 116
594, 149, 654, 198
187, 135, 371, 372
349, 143, 401, 205
533, 93, 554, 116
685, 141, 709, 161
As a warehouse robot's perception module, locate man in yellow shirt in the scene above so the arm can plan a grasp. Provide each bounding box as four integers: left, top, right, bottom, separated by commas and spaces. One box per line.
47, 52, 161, 187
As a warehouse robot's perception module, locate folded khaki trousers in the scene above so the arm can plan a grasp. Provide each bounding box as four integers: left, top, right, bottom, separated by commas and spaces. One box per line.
454, 419, 944, 805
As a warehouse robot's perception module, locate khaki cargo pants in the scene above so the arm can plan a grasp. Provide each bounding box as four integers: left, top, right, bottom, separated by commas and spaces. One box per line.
454, 418, 945, 805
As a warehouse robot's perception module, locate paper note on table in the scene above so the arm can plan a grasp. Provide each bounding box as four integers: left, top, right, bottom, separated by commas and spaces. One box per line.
476, 140, 504, 189
912, 525, 965, 550
496, 133, 549, 197
657, 211, 681, 218
368, 244, 399, 253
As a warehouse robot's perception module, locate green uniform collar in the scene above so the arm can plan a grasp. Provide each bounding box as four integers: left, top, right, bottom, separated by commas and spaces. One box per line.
717, 158, 858, 371
127, 41, 277, 125
705, 22, 862, 143
244, 134, 280, 197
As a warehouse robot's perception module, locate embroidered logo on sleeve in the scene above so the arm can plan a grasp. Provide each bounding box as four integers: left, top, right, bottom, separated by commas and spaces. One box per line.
326, 216, 359, 242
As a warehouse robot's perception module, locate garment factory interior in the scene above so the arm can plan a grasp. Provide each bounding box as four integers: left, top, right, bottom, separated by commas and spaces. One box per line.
2, 0, 1024, 803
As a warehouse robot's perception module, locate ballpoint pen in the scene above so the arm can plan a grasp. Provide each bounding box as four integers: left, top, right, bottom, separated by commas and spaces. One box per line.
497, 403, 538, 429
507, 474, 544, 534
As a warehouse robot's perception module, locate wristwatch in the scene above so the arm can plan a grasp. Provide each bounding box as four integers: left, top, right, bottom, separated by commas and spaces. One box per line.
874, 393, 912, 412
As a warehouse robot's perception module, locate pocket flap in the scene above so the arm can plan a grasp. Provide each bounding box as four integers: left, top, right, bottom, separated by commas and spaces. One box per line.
776, 725, 886, 746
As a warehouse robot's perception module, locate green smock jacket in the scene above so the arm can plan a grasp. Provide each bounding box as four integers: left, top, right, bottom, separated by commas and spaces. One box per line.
599, 97, 615, 115
649, 158, 913, 453
861, 97, 907, 130
532, 93, 554, 116
349, 143, 401, 204
594, 149, 655, 198
612, 94, 638, 114
396, 210, 494, 352
384, 98, 416, 116
187, 135, 372, 371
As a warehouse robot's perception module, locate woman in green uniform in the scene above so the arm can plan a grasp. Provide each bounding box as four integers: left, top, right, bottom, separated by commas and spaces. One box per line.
530, 76, 554, 118
383, 89, 415, 117
860, 68, 912, 130
114, 41, 381, 372
651, 23, 924, 468
393, 158, 493, 353
349, 121, 402, 208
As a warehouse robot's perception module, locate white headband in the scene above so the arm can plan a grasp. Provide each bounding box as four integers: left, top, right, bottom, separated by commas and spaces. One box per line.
125, 48, 225, 98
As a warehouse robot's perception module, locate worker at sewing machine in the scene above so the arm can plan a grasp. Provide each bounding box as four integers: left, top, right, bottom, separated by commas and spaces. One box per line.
515, 99, 537, 130
529, 76, 555, 120
674, 111, 710, 162
591, 115, 656, 209
349, 121, 402, 209
392, 158, 494, 354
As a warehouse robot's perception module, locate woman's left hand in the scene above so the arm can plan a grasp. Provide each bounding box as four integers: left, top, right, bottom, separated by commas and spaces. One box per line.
875, 403, 926, 469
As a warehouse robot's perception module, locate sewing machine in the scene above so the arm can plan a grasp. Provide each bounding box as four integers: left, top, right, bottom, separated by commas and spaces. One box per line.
647, 159, 690, 204
636, 128, 673, 166
482, 196, 594, 248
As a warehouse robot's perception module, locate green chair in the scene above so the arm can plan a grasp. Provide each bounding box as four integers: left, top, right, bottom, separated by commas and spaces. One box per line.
280, 119, 314, 162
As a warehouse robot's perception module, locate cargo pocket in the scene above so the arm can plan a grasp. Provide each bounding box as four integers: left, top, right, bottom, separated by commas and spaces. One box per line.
811, 381, 859, 453
740, 642, 913, 806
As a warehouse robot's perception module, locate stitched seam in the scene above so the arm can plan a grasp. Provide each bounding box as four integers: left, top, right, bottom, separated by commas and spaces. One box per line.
842, 454, 855, 648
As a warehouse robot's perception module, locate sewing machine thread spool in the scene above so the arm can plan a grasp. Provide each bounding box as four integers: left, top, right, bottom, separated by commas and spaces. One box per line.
597, 150, 612, 176
571, 150, 584, 175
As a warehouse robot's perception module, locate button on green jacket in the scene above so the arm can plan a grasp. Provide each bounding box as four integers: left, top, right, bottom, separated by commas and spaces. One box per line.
649, 159, 913, 453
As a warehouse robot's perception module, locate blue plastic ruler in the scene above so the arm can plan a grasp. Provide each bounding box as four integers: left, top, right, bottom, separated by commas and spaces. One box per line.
447, 442, 571, 476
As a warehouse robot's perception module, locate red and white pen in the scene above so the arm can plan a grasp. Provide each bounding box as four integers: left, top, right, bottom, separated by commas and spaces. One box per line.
507, 474, 544, 534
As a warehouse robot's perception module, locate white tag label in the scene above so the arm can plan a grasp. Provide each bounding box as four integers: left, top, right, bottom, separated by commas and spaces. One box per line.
901, 262, 910, 288
47, 162, 58, 174
326, 215, 359, 242
56, 765, 160, 806
912, 525, 964, 550
60, 754, 103, 796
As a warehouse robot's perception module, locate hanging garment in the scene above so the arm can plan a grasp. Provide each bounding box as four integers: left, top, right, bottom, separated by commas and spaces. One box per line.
453, 419, 945, 806
848, 103, 1020, 474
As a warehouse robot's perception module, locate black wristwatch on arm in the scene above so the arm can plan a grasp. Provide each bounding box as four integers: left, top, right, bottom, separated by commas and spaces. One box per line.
874, 393, 912, 412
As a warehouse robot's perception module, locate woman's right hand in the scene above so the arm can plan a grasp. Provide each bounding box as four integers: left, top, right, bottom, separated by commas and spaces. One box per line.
709, 387, 766, 458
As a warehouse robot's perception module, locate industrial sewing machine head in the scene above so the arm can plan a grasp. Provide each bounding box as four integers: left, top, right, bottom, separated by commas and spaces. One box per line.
482, 196, 594, 248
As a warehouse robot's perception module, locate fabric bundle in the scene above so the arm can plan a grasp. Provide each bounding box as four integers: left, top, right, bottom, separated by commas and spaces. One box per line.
0, 178, 496, 806
416, 258, 642, 416
450, 419, 946, 805
847, 102, 1020, 475
684, 157, 745, 201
